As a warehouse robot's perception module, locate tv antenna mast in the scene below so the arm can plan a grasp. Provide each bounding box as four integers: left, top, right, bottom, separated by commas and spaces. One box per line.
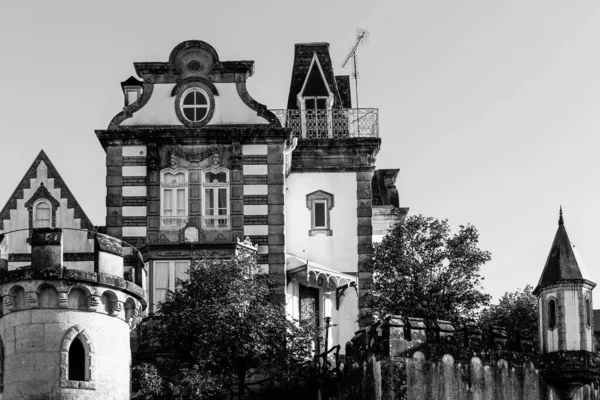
341, 28, 370, 109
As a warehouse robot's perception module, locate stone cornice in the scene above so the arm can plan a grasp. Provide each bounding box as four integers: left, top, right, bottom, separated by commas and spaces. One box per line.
134, 61, 255, 81
95, 125, 293, 150
291, 137, 381, 173
0, 267, 146, 308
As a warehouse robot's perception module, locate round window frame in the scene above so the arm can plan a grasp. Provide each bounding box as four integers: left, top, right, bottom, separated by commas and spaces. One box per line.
173, 80, 216, 127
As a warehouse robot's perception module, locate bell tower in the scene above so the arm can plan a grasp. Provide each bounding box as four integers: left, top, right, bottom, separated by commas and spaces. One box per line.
534, 208, 597, 399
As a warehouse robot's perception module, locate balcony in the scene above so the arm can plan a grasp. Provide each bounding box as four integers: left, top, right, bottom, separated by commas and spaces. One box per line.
160, 216, 188, 231
270, 108, 379, 139
160, 216, 231, 231
202, 216, 230, 230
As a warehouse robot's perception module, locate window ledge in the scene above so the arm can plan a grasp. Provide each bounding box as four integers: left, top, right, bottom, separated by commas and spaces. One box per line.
60, 379, 96, 390
309, 229, 332, 237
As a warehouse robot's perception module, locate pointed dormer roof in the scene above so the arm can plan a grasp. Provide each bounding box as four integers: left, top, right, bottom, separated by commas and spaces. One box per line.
286, 43, 349, 110
0, 150, 94, 231
535, 208, 588, 292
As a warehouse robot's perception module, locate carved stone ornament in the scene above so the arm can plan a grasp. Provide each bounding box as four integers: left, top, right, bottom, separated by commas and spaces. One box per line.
237, 236, 256, 249
188, 60, 203, 72
184, 226, 199, 243
170, 146, 219, 164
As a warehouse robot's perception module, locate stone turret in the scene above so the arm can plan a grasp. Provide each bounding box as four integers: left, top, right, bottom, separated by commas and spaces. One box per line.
534, 208, 598, 400
0, 227, 146, 399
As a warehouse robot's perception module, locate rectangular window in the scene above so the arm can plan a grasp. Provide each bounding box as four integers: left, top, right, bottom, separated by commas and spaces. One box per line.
151, 260, 190, 313
306, 190, 334, 236
161, 171, 188, 230
203, 170, 230, 230
314, 201, 326, 228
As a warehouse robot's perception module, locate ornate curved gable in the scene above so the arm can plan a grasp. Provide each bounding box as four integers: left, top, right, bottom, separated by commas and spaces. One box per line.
108, 40, 281, 128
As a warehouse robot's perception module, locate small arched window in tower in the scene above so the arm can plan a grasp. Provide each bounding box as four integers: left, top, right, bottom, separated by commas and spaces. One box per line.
548, 299, 556, 330
33, 200, 51, 228
68, 337, 86, 381
586, 298, 591, 327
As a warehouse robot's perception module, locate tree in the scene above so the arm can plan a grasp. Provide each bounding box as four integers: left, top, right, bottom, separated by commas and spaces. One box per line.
368, 215, 491, 326
478, 285, 538, 346
132, 254, 317, 399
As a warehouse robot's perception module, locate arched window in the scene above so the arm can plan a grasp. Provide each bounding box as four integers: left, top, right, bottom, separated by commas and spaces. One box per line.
38, 284, 59, 308
68, 288, 90, 311
125, 298, 137, 323
102, 291, 118, 315
60, 325, 95, 389
202, 169, 229, 229
180, 88, 210, 123
586, 298, 591, 327
548, 299, 556, 329
7, 285, 25, 311
68, 337, 86, 381
33, 200, 51, 228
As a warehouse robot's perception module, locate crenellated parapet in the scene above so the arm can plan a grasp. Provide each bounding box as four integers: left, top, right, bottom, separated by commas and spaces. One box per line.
346, 315, 537, 368
338, 316, 598, 400
0, 227, 147, 399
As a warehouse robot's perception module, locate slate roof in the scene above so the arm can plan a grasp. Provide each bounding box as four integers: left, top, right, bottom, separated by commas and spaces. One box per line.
536, 209, 587, 290
286, 43, 351, 110
0, 150, 94, 231
120, 76, 143, 90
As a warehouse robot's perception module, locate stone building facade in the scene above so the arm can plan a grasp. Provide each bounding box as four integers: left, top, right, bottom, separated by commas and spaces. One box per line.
0, 39, 406, 398
0, 153, 146, 399
97, 40, 407, 350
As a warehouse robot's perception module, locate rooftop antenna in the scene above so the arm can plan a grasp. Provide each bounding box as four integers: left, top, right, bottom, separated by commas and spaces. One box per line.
341, 28, 370, 109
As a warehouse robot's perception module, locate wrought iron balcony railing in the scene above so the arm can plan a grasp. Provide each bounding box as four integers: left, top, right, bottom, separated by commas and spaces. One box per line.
203, 216, 230, 230
270, 108, 379, 139
160, 216, 188, 231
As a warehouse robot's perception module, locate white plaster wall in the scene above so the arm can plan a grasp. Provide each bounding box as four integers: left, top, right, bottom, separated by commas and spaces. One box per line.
335, 287, 358, 352
0, 309, 131, 399
121, 83, 269, 126
564, 289, 581, 351
542, 291, 559, 353
285, 173, 358, 273
1, 171, 93, 259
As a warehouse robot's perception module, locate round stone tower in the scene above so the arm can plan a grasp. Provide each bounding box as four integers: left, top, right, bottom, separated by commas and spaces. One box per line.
0, 227, 146, 399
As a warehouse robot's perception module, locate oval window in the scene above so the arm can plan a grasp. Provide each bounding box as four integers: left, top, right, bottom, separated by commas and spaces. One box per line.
181, 89, 209, 122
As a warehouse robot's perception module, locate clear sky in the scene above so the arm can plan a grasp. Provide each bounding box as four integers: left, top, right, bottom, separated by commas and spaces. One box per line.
1, 1, 599, 305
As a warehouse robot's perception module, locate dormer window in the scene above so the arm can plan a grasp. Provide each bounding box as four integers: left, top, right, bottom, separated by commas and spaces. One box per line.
33, 200, 51, 228
120, 76, 143, 107
297, 54, 334, 138
181, 88, 209, 123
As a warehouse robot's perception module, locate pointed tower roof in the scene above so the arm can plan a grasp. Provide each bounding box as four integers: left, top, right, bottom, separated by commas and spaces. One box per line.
535, 208, 589, 292
0, 150, 94, 231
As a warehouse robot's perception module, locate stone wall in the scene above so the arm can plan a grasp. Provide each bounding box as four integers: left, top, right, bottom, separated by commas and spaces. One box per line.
338, 316, 600, 400
0, 309, 132, 399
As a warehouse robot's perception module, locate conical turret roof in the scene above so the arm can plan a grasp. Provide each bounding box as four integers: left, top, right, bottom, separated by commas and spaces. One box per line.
535, 208, 587, 291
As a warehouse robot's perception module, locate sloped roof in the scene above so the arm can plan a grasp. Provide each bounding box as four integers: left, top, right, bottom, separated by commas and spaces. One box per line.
0, 150, 94, 231
536, 209, 588, 290
286, 43, 347, 110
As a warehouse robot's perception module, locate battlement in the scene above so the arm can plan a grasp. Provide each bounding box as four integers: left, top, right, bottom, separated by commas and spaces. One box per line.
347, 315, 536, 367
0, 227, 146, 293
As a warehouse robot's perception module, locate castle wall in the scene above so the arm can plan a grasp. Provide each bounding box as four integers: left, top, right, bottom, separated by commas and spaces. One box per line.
348, 354, 599, 400
0, 309, 131, 400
